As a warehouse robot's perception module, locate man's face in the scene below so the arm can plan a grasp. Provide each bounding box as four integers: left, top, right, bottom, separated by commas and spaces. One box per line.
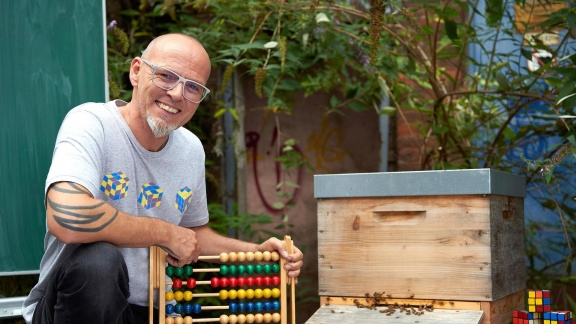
133, 38, 210, 138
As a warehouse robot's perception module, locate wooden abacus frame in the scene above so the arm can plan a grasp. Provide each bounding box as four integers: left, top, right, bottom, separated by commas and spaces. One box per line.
149, 236, 296, 324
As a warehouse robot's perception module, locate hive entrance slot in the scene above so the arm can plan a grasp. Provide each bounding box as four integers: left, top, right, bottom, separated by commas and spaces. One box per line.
371, 210, 426, 225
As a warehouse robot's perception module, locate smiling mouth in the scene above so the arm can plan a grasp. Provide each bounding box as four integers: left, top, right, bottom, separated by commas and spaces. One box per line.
158, 102, 179, 114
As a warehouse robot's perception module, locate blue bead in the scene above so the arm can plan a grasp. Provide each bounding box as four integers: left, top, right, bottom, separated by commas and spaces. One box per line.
239, 302, 246, 313
246, 302, 255, 312
272, 300, 280, 311
229, 302, 238, 313
193, 303, 202, 314
166, 304, 174, 314
174, 303, 183, 314
183, 303, 193, 315
255, 302, 263, 312
263, 301, 272, 311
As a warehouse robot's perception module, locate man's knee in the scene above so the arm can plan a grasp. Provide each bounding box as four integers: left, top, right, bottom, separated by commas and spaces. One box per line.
64, 242, 128, 288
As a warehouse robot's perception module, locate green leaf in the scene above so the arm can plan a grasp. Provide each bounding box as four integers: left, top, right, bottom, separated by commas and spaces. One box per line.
445, 19, 459, 41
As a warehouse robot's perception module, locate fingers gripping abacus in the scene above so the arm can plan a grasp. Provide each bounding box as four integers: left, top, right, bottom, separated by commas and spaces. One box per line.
149, 236, 296, 324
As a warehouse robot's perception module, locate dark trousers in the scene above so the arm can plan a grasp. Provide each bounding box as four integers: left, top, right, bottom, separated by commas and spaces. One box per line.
31, 242, 158, 324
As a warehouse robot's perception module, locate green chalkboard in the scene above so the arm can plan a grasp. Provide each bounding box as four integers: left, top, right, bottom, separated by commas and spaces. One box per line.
0, 1, 107, 274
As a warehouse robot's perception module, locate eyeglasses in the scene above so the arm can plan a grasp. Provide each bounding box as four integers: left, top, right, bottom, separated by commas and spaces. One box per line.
141, 58, 210, 103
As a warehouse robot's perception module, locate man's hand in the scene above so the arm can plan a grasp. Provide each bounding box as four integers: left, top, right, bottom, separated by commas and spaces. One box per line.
162, 226, 201, 267
258, 237, 304, 284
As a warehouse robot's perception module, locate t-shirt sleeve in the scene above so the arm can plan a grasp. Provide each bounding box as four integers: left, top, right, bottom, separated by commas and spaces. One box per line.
177, 134, 209, 228
45, 107, 105, 199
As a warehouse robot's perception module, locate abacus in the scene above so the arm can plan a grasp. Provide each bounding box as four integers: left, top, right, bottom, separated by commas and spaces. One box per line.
149, 236, 296, 324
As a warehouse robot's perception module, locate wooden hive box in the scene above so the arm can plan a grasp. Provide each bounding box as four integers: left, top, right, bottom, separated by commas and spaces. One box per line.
314, 168, 526, 303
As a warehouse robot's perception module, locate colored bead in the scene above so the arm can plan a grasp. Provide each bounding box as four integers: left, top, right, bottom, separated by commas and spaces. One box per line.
239, 302, 246, 313
246, 289, 255, 299
237, 277, 246, 287
246, 313, 255, 323
183, 303, 193, 315
246, 264, 254, 274
254, 313, 264, 323
229, 314, 238, 324
229, 289, 238, 300
263, 264, 271, 274
229, 265, 238, 275
271, 251, 280, 261
255, 264, 263, 274
220, 289, 229, 300
271, 288, 280, 298
184, 265, 193, 276
220, 265, 229, 275
237, 314, 247, 324
246, 302, 255, 312
166, 291, 175, 301
255, 301, 263, 312
229, 302, 238, 313
255, 276, 263, 286
187, 278, 196, 289
211, 277, 219, 288
263, 313, 272, 323
237, 265, 246, 275
272, 300, 280, 311
220, 252, 229, 263
220, 314, 229, 324
229, 277, 238, 288
272, 313, 281, 323
263, 251, 271, 261
229, 252, 238, 262
175, 267, 184, 277
255, 289, 263, 298
237, 252, 246, 262
220, 277, 229, 288
184, 317, 193, 324
193, 303, 202, 314
263, 288, 272, 298
173, 278, 183, 289
166, 266, 174, 277
237, 289, 246, 299
264, 301, 272, 311
174, 291, 184, 302
174, 303, 183, 314
254, 252, 263, 261
166, 304, 174, 314
263, 276, 271, 286
271, 276, 280, 286
246, 277, 254, 287
175, 317, 184, 324
271, 264, 280, 274
245, 252, 254, 261
183, 290, 193, 301
166, 317, 175, 324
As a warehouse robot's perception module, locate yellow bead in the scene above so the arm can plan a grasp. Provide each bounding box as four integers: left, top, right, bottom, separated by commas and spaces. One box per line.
184, 316, 193, 324
271, 252, 280, 261
220, 252, 229, 263
254, 251, 263, 261
254, 313, 264, 323
263, 313, 272, 323
166, 291, 175, 301
228, 289, 238, 300
183, 290, 193, 301
237, 252, 246, 262
220, 314, 229, 324
220, 289, 229, 300
245, 252, 254, 261
229, 252, 237, 262
237, 314, 247, 324
263, 251, 271, 261
166, 317, 175, 324
271, 288, 280, 298
263, 288, 272, 298
246, 314, 255, 323
237, 289, 246, 299
254, 289, 263, 299
246, 289, 255, 299
175, 317, 184, 324
229, 314, 238, 324
272, 313, 281, 323
174, 291, 184, 301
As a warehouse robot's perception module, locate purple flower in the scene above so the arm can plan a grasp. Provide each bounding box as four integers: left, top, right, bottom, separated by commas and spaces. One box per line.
107, 20, 117, 30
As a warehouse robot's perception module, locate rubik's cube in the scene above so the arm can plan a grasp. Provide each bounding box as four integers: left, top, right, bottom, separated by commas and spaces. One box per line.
543, 311, 572, 324
138, 183, 163, 210
513, 310, 542, 324
175, 186, 193, 213
100, 172, 129, 200
527, 290, 551, 313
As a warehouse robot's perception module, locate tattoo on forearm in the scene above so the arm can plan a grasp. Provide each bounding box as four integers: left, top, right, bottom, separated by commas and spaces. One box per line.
48, 182, 118, 232
157, 244, 180, 258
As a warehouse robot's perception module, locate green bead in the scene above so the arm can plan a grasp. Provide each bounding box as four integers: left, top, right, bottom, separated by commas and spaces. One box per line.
166, 266, 174, 277
184, 265, 193, 276
246, 264, 254, 274
220, 265, 229, 275
263, 263, 271, 274
272, 263, 280, 273
255, 264, 263, 274
175, 267, 184, 277
229, 265, 237, 275
237, 264, 246, 275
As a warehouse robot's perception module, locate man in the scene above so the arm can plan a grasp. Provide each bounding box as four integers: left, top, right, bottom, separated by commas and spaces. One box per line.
23, 33, 304, 324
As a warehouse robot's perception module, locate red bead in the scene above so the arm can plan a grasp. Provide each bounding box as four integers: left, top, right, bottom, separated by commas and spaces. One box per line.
229, 277, 238, 288
211, 277, 219, 288
255, 276, 263, 286
263, 276, 271, 286
237, 277, 246, 287
246, 277, 254, 287
220, 277, 229, 288
173, 278, 182, 289
187, 278, 196, 288
271, 276, 280, 286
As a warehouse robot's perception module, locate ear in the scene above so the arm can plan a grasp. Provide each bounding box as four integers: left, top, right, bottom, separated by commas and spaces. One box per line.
129, 58, 141, 87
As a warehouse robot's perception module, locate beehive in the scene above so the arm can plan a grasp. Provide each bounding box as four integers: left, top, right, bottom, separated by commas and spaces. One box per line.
314, 168, 526, 303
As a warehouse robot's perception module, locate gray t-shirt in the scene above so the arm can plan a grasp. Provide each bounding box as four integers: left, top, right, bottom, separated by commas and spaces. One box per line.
22, 100, 209, 322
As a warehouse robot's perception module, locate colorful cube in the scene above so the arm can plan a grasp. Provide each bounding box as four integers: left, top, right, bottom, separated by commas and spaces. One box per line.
527, 290, 551, 312
138, 182, 163, 210
514, 310, 543, 324
100, 172, 129, 200
543, 311, 572, 324
175, 186, 193, 213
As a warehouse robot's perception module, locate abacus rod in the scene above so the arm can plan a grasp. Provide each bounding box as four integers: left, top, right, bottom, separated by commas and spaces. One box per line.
149, 246, 155, 324
166, 280, 211, 286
